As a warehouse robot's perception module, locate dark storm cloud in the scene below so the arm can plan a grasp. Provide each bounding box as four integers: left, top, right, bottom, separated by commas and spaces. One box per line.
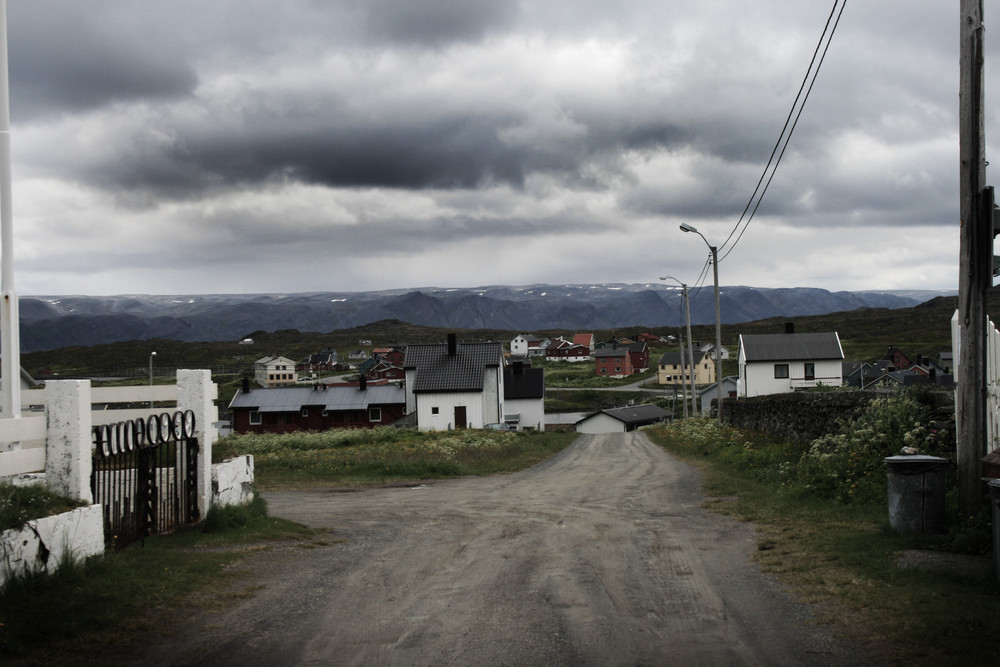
7, 4, 198, 119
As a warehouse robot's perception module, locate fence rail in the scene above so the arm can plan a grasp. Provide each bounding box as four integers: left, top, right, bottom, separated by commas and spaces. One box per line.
1, 382, 209, 477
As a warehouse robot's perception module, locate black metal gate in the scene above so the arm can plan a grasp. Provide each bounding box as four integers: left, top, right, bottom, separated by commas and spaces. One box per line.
91, 410, 201, 550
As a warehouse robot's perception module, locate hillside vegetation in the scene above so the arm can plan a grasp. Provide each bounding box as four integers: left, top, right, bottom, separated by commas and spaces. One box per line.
20, 290, 967, 381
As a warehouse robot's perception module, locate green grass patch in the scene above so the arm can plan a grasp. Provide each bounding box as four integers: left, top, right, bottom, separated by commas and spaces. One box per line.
647, 419, 1000, 665
214, 427, 579, 489
0, 482, 84, 532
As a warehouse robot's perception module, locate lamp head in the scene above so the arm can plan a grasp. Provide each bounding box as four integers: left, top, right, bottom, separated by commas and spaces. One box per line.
679, 223, 698, 233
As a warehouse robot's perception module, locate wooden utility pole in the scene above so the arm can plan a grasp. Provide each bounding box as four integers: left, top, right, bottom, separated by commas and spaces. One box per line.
957, 0, 987, 516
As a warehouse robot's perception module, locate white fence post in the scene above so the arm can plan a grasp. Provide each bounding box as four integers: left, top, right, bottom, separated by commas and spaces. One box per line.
176, 370, 217, 517
44, 380, 92, 503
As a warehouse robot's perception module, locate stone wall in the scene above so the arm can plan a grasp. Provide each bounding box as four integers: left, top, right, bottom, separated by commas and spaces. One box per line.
720, 390, 956, 446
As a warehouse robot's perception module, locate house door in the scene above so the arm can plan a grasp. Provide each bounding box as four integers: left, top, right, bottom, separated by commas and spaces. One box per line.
454, 406, 467, 429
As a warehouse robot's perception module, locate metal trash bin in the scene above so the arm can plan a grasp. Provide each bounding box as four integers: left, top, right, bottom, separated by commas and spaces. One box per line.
885, 455, 950, 535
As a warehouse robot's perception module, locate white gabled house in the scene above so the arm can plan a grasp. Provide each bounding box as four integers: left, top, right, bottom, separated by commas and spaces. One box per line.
403, 334, 505, 430
737, 331, 844, 397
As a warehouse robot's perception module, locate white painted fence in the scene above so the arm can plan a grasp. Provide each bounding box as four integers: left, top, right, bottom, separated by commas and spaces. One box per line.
951, 310, 1000, 456
0, 371, 219, 514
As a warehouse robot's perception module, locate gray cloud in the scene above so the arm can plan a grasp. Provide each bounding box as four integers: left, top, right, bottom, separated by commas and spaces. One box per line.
2, 1, 980, 296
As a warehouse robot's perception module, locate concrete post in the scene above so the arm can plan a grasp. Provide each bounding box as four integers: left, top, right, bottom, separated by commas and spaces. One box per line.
176, 369, 218, 517
45, 380, 92, 503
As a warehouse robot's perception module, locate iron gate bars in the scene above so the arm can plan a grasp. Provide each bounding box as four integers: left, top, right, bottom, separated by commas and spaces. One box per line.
91, 410, 200, 550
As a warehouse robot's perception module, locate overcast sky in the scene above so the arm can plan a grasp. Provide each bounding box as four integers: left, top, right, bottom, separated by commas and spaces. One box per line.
2, 1, 993, 296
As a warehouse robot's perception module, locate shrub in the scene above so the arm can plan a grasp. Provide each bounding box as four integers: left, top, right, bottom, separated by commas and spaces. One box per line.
794, 388, 939, 503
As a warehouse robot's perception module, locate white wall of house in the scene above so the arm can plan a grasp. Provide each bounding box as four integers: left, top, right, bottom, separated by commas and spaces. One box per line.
415, 390, 484, 431
739, 358, 843, 397
575, 413, 626, 434
505, 397, 545, 431
511, 335, 528, 356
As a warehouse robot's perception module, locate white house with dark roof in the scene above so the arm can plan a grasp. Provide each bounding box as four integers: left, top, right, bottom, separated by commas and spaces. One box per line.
504, 361, 545, 431
403, 334, 505, 431
737, 331, 844, 397
575, 404, 672, 434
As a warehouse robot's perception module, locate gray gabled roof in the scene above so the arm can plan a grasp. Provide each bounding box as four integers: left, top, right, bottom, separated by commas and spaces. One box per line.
403, 342, 504, 393
739, 332, 843, 362
578, 404, 672, 425
229, 385, 405, 413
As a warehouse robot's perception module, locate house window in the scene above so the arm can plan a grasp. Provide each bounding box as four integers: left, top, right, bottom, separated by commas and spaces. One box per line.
301, 408, 309, 417
804, 363, 815, 380
431, 407, 439, 415
249, 411, 261, 425
774, 364, 789, 379
369, 407, 382, 422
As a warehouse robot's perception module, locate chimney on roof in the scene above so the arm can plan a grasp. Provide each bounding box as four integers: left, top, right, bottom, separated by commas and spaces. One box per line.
785, 322, 795, 334
448, 333, 457, 356
359, 376, 367, 391
241, 377, 250, 394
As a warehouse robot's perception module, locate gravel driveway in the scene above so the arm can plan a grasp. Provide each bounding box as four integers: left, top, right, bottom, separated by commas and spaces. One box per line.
138, 432, 869, 666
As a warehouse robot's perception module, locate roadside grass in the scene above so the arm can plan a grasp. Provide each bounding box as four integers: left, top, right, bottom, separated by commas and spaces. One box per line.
0, 482, 84, 532
214, 427, 579, 489
647, 419, 1000, 666
0, 496, 317, 664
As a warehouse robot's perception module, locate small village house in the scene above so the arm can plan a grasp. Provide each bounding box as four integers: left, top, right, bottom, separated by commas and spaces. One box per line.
575, 405, 672, 434
403, 334, 505, 430
594, 344, 634, 377
254, 355, 298, 387
656, 349, 715, 386
737, 328, 844, 397
229, 378, 405, 434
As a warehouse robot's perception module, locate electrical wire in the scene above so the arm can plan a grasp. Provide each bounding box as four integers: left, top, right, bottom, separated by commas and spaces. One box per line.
718, 0, 847, 262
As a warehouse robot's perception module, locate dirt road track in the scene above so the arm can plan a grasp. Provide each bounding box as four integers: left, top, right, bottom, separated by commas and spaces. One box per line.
140, 433, 869, 666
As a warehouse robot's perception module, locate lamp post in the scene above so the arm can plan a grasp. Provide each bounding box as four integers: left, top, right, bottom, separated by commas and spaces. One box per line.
148, 351, 156, 408
679, 223, 723, 423
660, 275, 695, 419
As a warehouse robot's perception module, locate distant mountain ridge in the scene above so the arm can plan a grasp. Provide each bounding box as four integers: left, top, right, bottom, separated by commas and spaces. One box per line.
17, 284, 953, 352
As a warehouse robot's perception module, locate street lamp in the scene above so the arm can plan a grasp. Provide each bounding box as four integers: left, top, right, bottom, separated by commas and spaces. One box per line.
660, 275, 695, 419
679, 223, 723, 423
148, 351, 156, 408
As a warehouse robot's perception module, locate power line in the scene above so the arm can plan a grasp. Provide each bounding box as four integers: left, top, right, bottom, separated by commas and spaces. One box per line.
718, 0, 847, 262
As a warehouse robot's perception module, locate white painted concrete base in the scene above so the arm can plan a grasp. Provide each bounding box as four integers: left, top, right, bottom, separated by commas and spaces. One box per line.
0, 504, 104, 588
212, 455, 254, 508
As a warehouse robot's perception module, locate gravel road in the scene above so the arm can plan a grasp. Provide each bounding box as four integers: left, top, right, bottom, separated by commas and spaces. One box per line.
139, 432, 869, 666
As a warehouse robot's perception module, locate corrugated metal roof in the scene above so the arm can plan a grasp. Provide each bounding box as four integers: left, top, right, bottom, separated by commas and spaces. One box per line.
739, 332, 843, 362
403, 342, 503, 393
229, 385, 405, 412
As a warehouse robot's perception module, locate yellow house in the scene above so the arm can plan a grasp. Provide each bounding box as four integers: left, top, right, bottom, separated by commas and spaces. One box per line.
657, 350, 715, 386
